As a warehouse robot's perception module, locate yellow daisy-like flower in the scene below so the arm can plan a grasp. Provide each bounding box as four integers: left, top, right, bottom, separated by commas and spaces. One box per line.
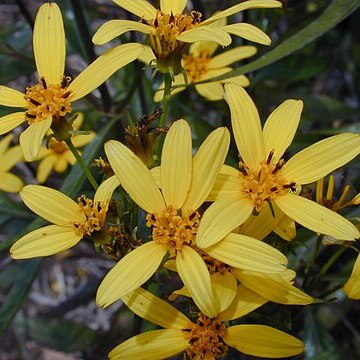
10, 176, 119, 259
0, 3, 143, 161
93, 0, 281, 73
35, 113, 95, 183
196, 84, 360, 248
100, 119, 288, 317
143, 41, 256, 101
109, 287, 304, 360
0, 134, 24, 192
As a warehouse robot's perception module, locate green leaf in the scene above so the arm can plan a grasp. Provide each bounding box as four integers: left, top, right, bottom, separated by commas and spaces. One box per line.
211, 0, 360, 81
15, 316, 98, 352
0, 115, 120, 336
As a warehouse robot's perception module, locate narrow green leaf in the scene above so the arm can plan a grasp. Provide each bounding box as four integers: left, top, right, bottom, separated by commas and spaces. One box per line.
210, 0, 360, 81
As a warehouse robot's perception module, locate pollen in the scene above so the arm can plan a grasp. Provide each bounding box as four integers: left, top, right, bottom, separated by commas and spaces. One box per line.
146, 206, 200, 255
183, 50, 212, 82
183, 314, 228, 359
24, 76, 73, 124
73, 195, 107, 237
148, 10, 201, 59
240, 151, 298, 212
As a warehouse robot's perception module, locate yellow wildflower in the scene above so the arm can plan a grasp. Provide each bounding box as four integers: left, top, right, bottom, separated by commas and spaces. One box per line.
197, 84, 360, 248
10, 176, 119, 259
0, 134, 24, 192
109, 287, 304, 359
0, 3, 143, 160
93, 0, 281, 73
35, 113, 95, 183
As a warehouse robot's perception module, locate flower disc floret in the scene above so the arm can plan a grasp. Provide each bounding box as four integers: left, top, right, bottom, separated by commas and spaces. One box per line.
183, 314, 228, 359
202, 252, 231, 275
73, 195, 107, 236
149, 10, 201, 60
240, 151, 297, 212
183, 50, 211, 82
146, 206, 200, 254
24, 76, 73, 124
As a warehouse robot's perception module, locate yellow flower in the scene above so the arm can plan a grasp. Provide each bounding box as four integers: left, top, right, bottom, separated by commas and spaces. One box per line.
93, 0, 281, 73
197, 84, 360, 248
0, 134, 24, 192
10, 176, 119, 259
100, 119, 288, 317
141, 41, 256, 101
109, 287, 304, 360
344, 249, 360, 300
0, 3, 143, 161
35, 113, 96, 183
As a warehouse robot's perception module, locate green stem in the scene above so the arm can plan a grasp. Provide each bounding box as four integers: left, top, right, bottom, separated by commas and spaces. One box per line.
303, 234, 323, 290
155, 73, 173, 159
307, 246, 347, 292
65, 138, 98, 191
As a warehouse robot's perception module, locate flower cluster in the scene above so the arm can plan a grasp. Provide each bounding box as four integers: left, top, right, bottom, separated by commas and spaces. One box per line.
1, 1, 360, 359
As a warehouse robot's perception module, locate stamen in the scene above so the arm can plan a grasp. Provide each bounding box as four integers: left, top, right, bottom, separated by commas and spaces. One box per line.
266, 150, 274, 165
41, 77, 47, 89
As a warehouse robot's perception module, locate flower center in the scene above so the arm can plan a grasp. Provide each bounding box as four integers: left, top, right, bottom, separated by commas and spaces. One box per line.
146, 205, 200, 255
183, 314, 228, 359
73, 195, 107, 237
183, 50, 211, 82
148, 10, 201, 59
202, 252, 231, 275
24, 76, 73, 124
240, 151, 297, 212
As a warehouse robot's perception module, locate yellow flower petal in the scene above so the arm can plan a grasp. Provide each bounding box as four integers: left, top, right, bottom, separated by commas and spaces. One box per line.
190, 41, 219, 58
225, 83, 265, 172
0, 145, 23, 172
221, 75, 250, 87
207, 165, 241, 201
0, 173, 23, 193
33, 3, 65, 84
0, 112, 26, 135
204, 233, 287, 273
176, 246, 218, 318
160, 0, 187, 14
161, 120, 192, 208
94, 175, 120, 208
20, 184, 84, 225
238, 202, 282, 240
53, 156, 68, 173
109, 329, 188, 360
196, 194, 253, 248
344, 253, 360, 300
137, 45, 155, 64
211, 272, 237, 313
122, 287, 190, 330
183, 127, 230, 211
92, 20, 152, 45
275, 194, 360, 240
154, 73, 186, 102
71, 132, 95, 148
10, 225, 82, 259
96, 242, 166, 308
0, 86, 27, 107
263, 99, 303, 163
194, 83, 224, 101
210, 46, 257, 68
0, 133, 13, 156
69, 43, 144, 101
220, 23, 271, 45
19, 116, 52, 161
36, 155, 58, 183
273, 214, 296, 241
234, 269, 314, 305
112, 0, 156, 21
281, 133, 360, 185
177, 27, 232, 47
225, 324, 304, 358
202, 0, 282, 25
105, 140, 165, 213
218, 284, 267, 321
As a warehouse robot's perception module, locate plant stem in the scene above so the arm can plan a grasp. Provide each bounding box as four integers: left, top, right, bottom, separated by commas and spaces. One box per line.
155, 73, 172, 159
303, 235, 323, 290
65, 138, 99, 191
